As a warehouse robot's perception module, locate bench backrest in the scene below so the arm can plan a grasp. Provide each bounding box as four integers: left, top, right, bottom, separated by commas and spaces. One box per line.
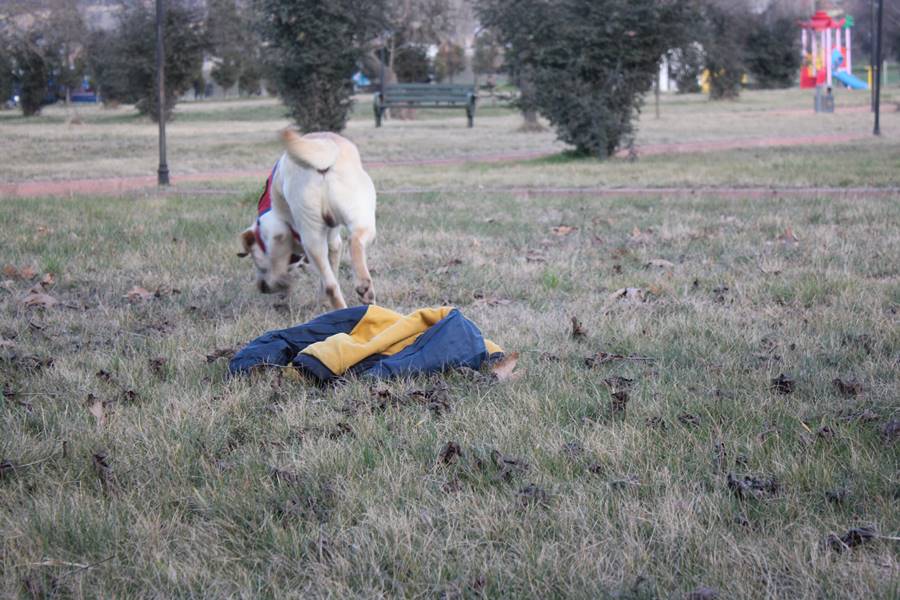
382, 84, 474, 104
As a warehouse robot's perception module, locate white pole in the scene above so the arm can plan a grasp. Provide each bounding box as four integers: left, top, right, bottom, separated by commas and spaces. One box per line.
812, 30, 818, 76
846, 28, 852, 74
825, 28, 832, 85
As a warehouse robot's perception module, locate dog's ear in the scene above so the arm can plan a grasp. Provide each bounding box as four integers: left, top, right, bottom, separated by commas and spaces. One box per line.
237, 228, 255, 257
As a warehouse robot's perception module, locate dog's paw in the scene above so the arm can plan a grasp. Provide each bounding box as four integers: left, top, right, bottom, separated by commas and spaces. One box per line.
356, 282, 376, 305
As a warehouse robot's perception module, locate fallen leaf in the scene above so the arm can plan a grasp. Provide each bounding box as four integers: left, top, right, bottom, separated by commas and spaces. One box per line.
2, 265, 17, 278
551, 225, 576, 236
92, 450, 115, 495
817, 426, 836, 440
678, 413, 701, 427
771, 373, 795, 394
825, 487, 850, 504
610, 390, 629, 415
22, 291, 58, 308
882, 418, 900, 444
206, 347, 236, 363
124, 286, 154, 302
629, 227, 652, 243
779, 226, 800, 244
644, 259, 674, 269
644, 416, 667, 430
87, 395, 106, 427
489, 450, 528, 481
727, 472, 779, 500
149, 357, 167, 377
2, 265, 37, 280
607, 287, 645, 303
472, 294, 512, 307
826, 527, 876, 552
603, 375, 634, 391
608, 474, 641, 489
518, 483, 549, 507
571, 316, 587, 338
585, 352, 654, 367
832, 377, 863, 397
439, 441, 462, 464
562, 441, 584, 457
525, 250, 546, 263
40, 273, 55, 287
19, 266, 36, 279
490, 352, 521, 382
687, 587, 719, 600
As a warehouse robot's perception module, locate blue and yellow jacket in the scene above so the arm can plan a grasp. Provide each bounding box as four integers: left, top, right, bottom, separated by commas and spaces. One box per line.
229, 305, 502, 382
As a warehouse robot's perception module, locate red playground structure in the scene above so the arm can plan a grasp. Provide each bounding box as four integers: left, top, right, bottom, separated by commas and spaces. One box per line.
799, 10, 867, 90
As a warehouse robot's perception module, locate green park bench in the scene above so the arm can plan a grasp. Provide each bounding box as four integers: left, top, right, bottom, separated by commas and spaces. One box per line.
373, 84, 477, 128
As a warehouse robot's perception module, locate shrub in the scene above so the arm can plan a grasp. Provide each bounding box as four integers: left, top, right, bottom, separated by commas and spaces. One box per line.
86, 0, 205, 121
744, 8, 801, 89
477, 0, 691, 157
256, 0, 385, 132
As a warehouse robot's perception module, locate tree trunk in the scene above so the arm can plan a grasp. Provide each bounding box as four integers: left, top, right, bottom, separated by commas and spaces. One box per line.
517, 70, 544, 132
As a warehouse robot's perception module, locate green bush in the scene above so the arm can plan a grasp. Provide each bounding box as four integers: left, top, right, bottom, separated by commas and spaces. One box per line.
256, 0, 385, 132
478, 0, 691, 157
86, 0, 205, 121
744, 8, 801, 89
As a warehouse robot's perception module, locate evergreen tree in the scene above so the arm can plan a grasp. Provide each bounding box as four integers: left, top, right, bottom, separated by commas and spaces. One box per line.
10, 31, 53, 116
86, 0, 206, 121
701, 0, 749, 100
255, 0, 385, 131
478, 0, 691, 157
744, 8, 801, 89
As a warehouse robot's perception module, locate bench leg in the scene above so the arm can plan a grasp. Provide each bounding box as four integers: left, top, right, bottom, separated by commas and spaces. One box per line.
466, 108, 474, 128
374, 106, 382, 127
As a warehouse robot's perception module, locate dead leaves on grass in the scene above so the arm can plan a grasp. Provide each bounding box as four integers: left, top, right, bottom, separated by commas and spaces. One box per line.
570, 316, 587, 338
3, 265, 37, 280
124, 285, 181, 303
550, 225, 577, 236
490, 352, 522, 382
727, 472, 779, 501
584, 351, 655, 367
86, 394, 107, 428
206, 347, 236, 363
439, 441, 462, 465
832, 377, 863, 397
825, 526, 876, 553
770, 373, 795, 394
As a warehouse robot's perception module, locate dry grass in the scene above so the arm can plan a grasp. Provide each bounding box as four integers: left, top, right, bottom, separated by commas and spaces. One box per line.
1, 87, 898, 186
1, 89, 899, 598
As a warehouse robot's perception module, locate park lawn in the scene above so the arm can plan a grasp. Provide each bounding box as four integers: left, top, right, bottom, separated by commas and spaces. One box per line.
1, 87, 898, 186
1, 184, 898, 597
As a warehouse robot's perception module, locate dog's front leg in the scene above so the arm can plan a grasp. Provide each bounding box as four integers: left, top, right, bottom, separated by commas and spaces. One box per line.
304, 231, 347, 310
350, 226, 376, 305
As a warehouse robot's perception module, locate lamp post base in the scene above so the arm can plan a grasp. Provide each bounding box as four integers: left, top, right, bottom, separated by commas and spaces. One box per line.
158, 165, 170, 186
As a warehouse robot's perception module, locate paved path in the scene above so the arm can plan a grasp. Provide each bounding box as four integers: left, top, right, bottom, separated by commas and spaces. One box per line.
0, 132, 877, 199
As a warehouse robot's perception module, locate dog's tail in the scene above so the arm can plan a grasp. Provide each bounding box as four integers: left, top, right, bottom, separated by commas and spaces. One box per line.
280, 129, 340, 172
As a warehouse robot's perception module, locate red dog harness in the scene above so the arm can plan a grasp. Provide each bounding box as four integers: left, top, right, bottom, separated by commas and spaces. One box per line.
255, 162, 301, 254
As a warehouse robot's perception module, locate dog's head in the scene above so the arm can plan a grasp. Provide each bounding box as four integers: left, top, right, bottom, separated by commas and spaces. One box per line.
238, 213, 305, 294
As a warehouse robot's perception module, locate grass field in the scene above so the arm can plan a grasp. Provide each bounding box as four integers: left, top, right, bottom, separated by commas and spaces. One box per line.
1, 89, 899, 598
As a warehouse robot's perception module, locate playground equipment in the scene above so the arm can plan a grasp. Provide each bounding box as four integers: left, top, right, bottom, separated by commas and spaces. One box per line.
799, 11, 868, 91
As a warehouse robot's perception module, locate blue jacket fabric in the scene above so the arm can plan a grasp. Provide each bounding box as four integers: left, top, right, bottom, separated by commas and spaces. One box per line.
228, 306, 502, 382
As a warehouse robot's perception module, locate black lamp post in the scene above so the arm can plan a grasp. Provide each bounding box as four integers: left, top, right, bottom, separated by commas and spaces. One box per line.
873, 0, 883, 136
156, 0, 169, 185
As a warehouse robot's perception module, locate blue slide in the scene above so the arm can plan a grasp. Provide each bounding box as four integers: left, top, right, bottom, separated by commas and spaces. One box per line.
831, 49, 868, 90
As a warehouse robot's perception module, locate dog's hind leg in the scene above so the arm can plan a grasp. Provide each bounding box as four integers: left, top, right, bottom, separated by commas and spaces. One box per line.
303, 230, 347, 310
350, 226, 376, 305
327, 228, 342, 275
